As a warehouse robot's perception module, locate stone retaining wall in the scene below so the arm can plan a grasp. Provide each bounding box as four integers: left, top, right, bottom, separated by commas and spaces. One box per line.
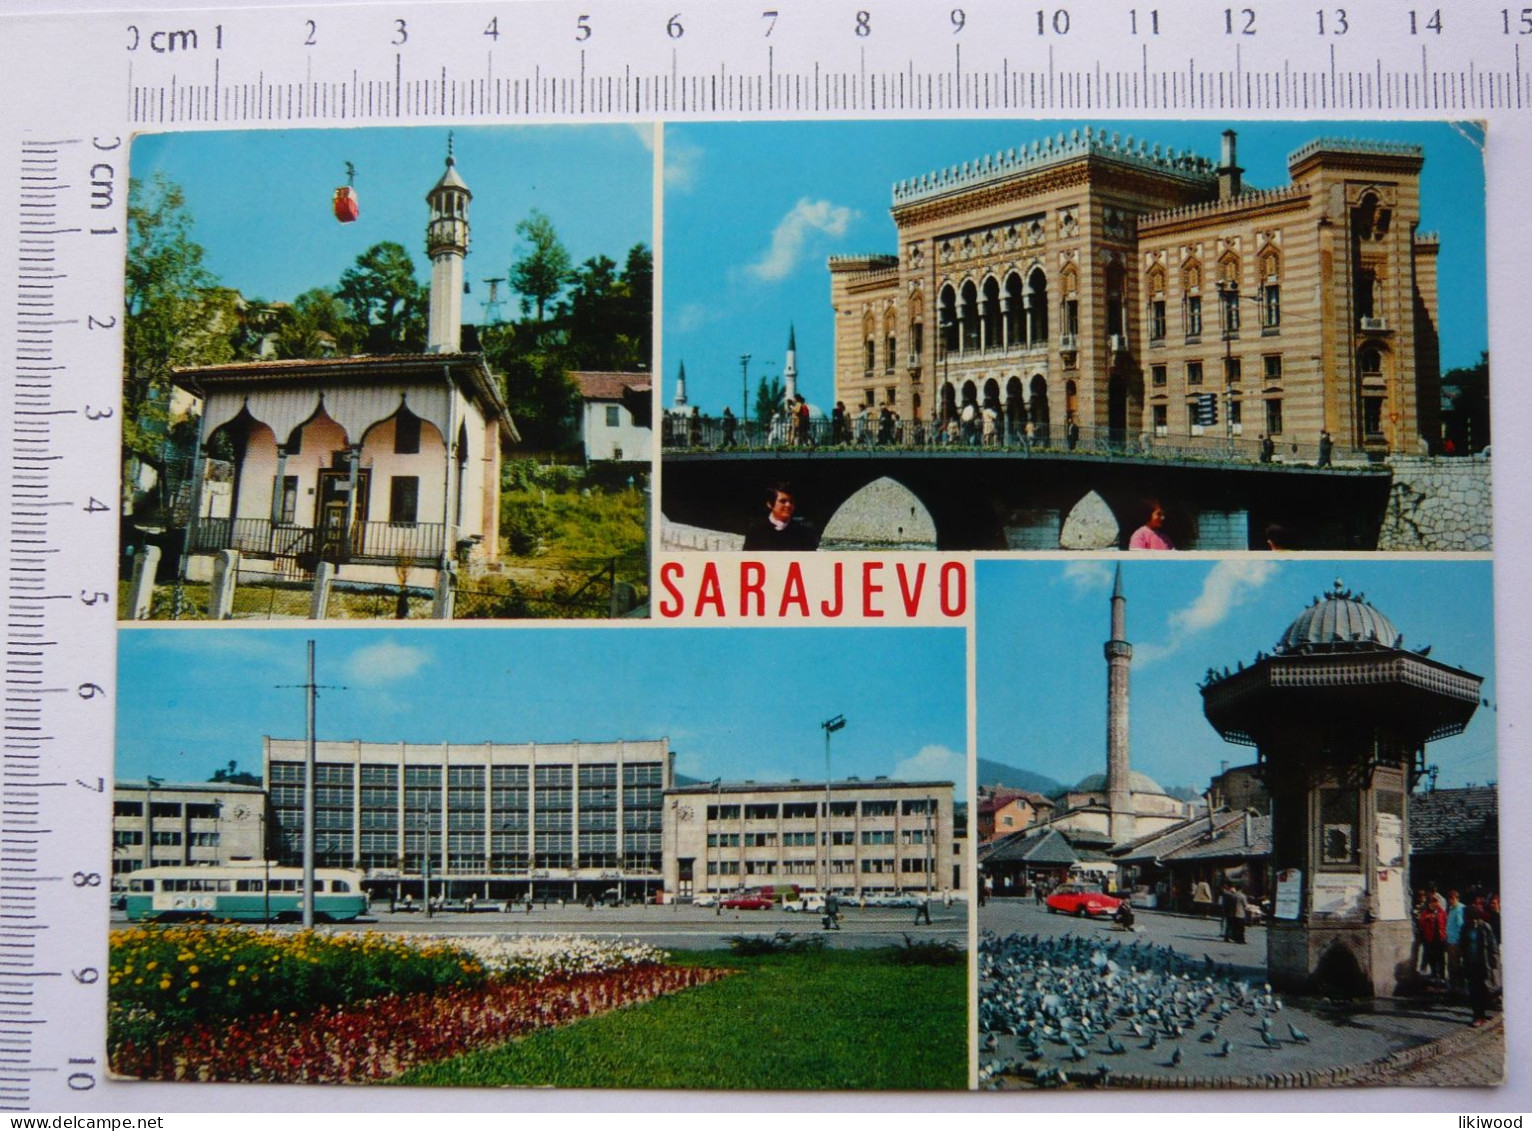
1377, 456, 1492, 552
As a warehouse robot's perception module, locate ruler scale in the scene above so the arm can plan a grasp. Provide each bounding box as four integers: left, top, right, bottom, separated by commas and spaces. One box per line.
3, 129, 119, 1112
0, 0, 1525, 1112
93, 0, 1526, 125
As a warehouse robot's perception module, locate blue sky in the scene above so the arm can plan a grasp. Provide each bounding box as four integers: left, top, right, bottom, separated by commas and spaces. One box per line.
976, 559, 1497, 794
116, 626, 967, 794
130, 125, 654, 310
663, 120, 1488, 414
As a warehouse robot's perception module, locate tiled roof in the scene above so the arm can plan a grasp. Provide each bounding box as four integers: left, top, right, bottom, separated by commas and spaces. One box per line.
981, 826, 1079, 867
1411, 786, 1499, 857
571, 371, 652, 401
1161, 814, 1271, 862
172, 352, 518, 441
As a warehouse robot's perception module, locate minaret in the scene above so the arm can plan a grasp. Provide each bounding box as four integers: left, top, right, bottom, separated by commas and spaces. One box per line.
425, 135, 472, 354
783, 324, 799, 403
1103, 564, 1135, 844
673, 360, 689, 409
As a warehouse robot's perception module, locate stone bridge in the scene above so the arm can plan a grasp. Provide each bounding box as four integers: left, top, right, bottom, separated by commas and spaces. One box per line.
661, 449, 1397, 551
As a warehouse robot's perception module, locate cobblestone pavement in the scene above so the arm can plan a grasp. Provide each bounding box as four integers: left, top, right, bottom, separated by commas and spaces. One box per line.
1348, 1018, 1505, 1087
981, 899, 1499, 1089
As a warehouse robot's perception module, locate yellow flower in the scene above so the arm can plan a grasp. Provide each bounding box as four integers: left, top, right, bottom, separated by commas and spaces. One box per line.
189, 980, 200, 989
227, 979, 237, 987
188, 965, 199, 974
145, 961, 157, 971
157, 979, 169, 990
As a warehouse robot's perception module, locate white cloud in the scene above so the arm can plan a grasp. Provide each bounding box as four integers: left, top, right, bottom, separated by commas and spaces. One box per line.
629, 123, 658, 152
893, 744, 968, 797
664, 135, 702, 191
1169, 560, 1278, 635
1137, 560, 1278, 666
1062, 560, 1114, 595
344, 640, 431, 687
743, 198, 856, 283
675, 302, 720, 334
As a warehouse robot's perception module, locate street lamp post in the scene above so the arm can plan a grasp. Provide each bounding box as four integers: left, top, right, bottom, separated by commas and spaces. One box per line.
739, 353, 752, 438
142, 775, 162, 871
820, 715, 846, 893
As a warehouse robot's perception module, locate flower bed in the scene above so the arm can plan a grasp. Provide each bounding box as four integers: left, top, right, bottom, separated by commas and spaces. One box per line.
110, 964, 733, 1083
415, 933, 667, 979
109, 926, 486, 1033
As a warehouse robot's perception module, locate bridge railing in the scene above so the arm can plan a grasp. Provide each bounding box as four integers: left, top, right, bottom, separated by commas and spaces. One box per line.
662, 413, 1384, 467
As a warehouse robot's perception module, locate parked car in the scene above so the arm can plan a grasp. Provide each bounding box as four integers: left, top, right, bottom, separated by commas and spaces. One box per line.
692, 894, 718, 908
721, 893, 773, 910
783, 894, 826, 913
1045, 883, 1122, 918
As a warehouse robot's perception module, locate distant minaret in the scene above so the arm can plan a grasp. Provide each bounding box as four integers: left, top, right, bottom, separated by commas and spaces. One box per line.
1103, 564, 1135, 844
425, 135, 471, 354
673, 360, 689, 409
783, 324, 799, 403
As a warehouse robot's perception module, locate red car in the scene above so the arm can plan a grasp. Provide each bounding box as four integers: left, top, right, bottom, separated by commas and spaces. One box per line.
1045, 883, 1122, 918
721, 893, 773, 910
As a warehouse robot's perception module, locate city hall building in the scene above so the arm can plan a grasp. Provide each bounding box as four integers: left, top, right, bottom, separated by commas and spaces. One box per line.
829, 128, 1441, 456
664, 778, 958, 901
263, 737, 671, 902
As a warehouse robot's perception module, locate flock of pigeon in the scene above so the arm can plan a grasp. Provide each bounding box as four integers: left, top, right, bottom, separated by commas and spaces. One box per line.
979, 931, 1312, 1089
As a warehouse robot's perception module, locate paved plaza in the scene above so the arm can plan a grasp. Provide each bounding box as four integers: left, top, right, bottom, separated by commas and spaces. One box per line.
980, 899, 1503, 1089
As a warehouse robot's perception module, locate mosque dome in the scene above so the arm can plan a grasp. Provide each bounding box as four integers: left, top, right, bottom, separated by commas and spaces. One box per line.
1071, 770, 1168, 797
1275, 580, 1401, 654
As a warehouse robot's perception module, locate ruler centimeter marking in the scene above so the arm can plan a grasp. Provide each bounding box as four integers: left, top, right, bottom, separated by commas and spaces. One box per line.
3, 130, 118, 1112
106, 0, 1529, 125
2, 137, 72, 1114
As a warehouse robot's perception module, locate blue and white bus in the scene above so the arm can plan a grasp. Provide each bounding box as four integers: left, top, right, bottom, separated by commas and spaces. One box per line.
122, 865, 369, 922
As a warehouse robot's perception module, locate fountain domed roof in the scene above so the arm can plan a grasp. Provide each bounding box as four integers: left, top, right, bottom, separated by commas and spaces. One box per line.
1275, 580, 1401, 654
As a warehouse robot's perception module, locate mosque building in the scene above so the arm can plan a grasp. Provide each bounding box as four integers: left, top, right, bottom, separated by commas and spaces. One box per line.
980, 567, 1192, 889
172, 141, 518, 590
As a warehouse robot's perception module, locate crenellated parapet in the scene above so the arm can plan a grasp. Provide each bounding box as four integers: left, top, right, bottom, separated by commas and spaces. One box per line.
891, 126, 1217, 206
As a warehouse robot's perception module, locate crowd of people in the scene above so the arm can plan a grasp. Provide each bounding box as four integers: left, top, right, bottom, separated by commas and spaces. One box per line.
1413, 884, 1503, 1026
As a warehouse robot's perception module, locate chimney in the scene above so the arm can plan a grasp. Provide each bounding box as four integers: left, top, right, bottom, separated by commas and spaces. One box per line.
1217, 130, 1243, 200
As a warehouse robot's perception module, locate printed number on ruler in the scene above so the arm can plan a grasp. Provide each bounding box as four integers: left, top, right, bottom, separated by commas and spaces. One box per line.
113, 0, 1518, 123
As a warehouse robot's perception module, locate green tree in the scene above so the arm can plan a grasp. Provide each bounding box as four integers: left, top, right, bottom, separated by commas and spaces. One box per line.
1441, 351, 1490, 454
272, 287, 361, 359
208, 759, 262, 787
509, 209, 572, 323
123, 173, 238, 471
754, 374, 785, 427
485, 346, 581, 452
335, 241, 425, 352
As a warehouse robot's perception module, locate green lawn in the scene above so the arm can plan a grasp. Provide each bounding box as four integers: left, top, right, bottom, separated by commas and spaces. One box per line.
395, 947, 968, 1090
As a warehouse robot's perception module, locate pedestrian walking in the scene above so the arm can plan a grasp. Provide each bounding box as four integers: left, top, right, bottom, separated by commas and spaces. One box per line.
822, 890, 842, 931
1317, 429, 1333, 467
915, 892, 932, 925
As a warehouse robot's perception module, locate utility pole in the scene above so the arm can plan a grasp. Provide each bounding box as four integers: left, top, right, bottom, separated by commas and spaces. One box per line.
303, 641, 317, 927
277, 640, 344, 929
